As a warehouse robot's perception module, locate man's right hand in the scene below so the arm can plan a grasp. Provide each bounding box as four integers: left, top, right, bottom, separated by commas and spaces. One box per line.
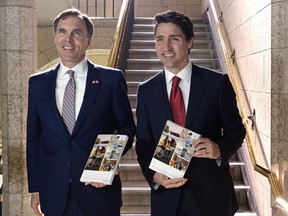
153, 172, 187, 189
31, 193, 44, 216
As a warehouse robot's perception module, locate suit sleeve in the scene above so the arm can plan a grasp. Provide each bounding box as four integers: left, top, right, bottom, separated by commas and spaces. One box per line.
112, 71, 136, 155
135, 84, 158, 188
26, 77, 41, 193
216, 74, 246, 166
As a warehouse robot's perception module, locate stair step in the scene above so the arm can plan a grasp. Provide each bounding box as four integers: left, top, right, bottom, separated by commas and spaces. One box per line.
122, 185, 150, 206
121, 144, 137, 160
127, 81, 140, 94
121, 205, 150, 215
128, 94, 137, 108
120, 159, 141, 171
121, 208, 257, 216
122, 180, 149, 187
119, 159, 144, 181
236, 205, 257, 216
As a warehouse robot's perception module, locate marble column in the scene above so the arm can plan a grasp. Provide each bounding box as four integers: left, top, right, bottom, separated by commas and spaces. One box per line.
271, 0, 288, 215
0, 0, 37, 215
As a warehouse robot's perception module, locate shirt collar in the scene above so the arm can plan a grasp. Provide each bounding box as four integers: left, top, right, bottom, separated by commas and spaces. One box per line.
165, 60, 192, 85
59, 58, 88, 78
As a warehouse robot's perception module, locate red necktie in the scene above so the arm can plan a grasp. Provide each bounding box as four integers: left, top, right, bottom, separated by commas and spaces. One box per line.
170, 76, 186, 126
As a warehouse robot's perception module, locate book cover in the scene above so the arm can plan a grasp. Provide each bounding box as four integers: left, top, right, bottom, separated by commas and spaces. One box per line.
149, 120, 201, 179
80, 134, 128, 185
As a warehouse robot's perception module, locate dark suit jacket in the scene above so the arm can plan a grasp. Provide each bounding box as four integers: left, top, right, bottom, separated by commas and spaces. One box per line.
26, 60, 136, 216
136, 64, 246, 216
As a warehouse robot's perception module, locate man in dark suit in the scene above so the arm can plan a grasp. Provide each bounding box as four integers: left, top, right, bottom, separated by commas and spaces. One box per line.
26, 9, 135, 216
136, 11, 246, 216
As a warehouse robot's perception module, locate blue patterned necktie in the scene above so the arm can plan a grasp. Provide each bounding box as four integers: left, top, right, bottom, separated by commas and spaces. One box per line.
62, 70, 76, 135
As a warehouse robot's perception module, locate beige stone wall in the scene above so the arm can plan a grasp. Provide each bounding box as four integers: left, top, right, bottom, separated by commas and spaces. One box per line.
207, 0, 288, 215
0, 0, 37, 215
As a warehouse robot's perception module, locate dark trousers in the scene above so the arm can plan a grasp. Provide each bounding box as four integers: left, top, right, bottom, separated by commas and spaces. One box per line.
63, 185, 85, 216
62, 184, 120, 216
177, 185, 203, 216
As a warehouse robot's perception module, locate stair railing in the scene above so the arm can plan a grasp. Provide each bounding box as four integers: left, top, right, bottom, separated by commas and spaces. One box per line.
70, 0, 120, 17
208, 0, 288, 213
107, 0, 133, 70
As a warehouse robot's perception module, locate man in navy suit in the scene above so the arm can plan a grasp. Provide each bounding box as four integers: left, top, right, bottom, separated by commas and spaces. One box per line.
136, 11, 246, 216
26, 9, 135, 216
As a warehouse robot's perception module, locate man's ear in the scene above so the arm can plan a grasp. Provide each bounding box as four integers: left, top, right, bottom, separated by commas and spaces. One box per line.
87, 38, 92, 48
188, 38, 193, 49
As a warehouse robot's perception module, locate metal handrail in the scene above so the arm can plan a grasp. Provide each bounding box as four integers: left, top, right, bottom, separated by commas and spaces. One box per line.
208, 0, 288, 213
71, 0, 119, 17
107, 0, 133, 69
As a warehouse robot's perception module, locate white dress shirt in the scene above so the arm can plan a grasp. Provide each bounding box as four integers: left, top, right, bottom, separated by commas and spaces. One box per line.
55, 59, 88, 120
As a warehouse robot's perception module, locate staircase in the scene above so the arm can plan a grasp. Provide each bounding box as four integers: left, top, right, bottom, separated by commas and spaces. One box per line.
120, 17, 256, 216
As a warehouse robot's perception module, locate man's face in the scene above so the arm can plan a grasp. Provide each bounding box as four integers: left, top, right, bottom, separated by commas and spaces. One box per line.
54, 15, 91, 68
155, 23, 193, 74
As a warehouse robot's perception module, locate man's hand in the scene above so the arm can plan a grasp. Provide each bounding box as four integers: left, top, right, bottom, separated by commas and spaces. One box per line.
153, 172, 187, 189
193, 137, 221, 159
30, 193, 44, 216
84, 166, 120, 188
85, 182, 108, 188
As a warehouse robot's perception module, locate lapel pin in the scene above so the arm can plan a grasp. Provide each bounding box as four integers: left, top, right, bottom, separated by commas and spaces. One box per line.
92, 80, 99, 84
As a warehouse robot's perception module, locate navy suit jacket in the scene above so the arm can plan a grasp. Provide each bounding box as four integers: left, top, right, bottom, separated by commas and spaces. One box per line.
136, 64, 246, 216
26, 60, 135, 216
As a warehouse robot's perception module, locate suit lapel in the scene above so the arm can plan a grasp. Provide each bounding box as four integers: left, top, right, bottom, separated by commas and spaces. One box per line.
73, 62, 100, 134
153, 71, 174, 121
185, 64, 206, 128
43, 64, 69, 131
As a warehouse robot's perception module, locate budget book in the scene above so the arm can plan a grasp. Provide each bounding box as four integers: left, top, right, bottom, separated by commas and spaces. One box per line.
80, 134, 128, 185
149, 120, 201, 179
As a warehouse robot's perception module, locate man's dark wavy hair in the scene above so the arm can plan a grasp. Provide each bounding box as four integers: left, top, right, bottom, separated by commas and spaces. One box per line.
153, 10, 194, 41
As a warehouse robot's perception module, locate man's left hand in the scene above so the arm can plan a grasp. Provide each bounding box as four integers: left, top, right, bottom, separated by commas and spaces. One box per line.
193, 137, 221, 159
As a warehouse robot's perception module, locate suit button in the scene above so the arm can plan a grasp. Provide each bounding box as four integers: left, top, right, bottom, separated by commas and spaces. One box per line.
66, 162, 70, 167
69, 141, 74, 144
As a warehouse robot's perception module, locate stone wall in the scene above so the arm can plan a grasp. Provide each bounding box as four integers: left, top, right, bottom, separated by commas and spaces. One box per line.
0, 0, 37, 215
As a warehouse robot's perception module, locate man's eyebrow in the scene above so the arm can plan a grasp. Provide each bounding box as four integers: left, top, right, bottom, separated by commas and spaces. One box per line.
72, 28, 83, 32
155, 34, 181, 38
169, 34, 181, 37
56, 28, 83, 32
